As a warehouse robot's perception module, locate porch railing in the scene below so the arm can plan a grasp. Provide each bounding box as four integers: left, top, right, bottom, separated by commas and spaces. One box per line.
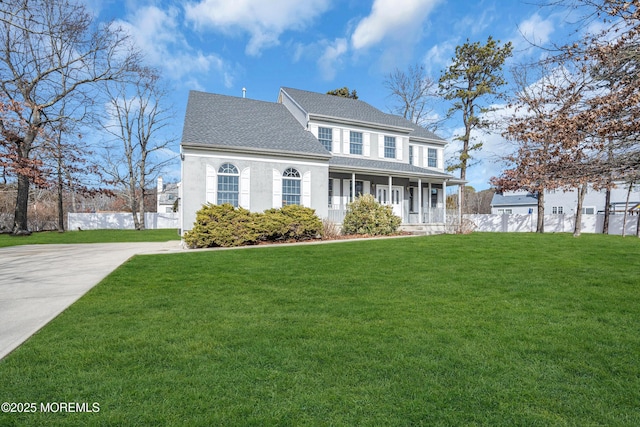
327, 207, 446, 224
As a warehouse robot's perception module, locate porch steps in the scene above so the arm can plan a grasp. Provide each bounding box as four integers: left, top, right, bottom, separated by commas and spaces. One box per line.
399, 224, 446, 235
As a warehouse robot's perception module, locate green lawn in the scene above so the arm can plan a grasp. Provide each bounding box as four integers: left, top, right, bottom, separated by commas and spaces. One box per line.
0, 228, 180, 247
1, 233, 639, 425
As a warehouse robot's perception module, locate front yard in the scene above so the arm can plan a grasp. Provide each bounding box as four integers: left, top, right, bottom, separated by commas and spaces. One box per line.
0, 233, 638, 425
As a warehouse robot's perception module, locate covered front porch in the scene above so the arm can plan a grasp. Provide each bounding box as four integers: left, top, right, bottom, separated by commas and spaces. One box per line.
326, 157, 464, 227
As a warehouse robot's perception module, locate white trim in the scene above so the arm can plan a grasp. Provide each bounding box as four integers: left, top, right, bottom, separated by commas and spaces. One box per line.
272, 169, 282, 208
302, 171, 311, 207
331, 178, 341, 207
205, 164, 216, 204
183, 151, 328, 168
331, 127, 340, 154
343, 129, 350, 154
240, 167, 250, 209
363, 132, 370, 157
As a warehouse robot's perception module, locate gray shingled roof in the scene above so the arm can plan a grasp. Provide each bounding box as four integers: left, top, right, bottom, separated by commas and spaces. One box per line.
281, 87, 446, 143
491, 193, 538, 207
329, 156, 458, 179
181, 91, 331, 158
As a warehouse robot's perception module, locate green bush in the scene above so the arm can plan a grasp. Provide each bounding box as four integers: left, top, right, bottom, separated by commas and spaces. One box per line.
184, 203, 258, 248
185, 204, 323, 248
258, 205, 323, 241
342, 193, 401, 236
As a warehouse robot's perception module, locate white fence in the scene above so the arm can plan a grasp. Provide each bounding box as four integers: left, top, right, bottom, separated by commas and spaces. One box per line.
68, 212, 179, 230
465, 214, 640, 235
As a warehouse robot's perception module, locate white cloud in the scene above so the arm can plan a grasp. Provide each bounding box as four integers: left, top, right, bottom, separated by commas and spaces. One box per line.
516, 13, 555, 48
351, 0, 441, 50
422, 39, 458, 74
318, 38, 348, 80
184, 0, 332, 56
114, 5, 236, 87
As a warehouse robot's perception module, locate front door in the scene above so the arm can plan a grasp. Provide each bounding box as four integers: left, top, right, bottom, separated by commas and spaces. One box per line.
391, 186, 403, 219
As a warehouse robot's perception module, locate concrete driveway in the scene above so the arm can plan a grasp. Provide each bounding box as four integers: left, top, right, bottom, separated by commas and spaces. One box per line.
0, 241, 182, 360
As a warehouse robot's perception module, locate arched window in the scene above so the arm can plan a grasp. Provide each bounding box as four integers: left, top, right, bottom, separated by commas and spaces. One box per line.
282, 167, 301, 206
217, 163, 239, 207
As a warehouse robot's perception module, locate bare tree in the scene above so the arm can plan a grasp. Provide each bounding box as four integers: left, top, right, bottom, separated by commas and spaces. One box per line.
100, 68, 177, 230
0, 0, 139, 234
384, 64, 439, 131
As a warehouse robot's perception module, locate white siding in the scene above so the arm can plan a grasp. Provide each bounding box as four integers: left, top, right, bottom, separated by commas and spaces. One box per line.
309, 124, 318, 138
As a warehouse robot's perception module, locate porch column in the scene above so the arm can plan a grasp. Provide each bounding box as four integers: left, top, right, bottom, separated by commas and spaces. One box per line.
418, 178, 423, 224
351, 172, 356, 202
388, 175, 392, 206
443, 181, 447, 224
428, 182, 432, 223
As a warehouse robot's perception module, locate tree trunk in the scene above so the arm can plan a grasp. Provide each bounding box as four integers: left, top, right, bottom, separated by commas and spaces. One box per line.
636, 207, 640, 238
602, 187, 611, 234
13, 173, 31, 234
56, 156, 65, 232
138, 188, 146, 230
536, 190, 545, 233
57, 178, 64, 232
573, 184, 587, 237
622, 183, 632, 237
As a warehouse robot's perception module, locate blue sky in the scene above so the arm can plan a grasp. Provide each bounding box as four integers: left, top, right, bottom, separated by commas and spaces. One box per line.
88, 0, 579, 190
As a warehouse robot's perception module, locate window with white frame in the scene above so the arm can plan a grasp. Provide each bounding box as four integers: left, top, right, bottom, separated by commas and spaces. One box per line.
318, 127, 332, 151
350, 131, 363, 155
217, 163, 239, 207
409, 145, 414, 165
428, 148, 437, 168
552, 206, 564, 214
282, 168, 301, 205
384, 136, 396, 158
497, 208, 513, 214
582, 206, 596, 214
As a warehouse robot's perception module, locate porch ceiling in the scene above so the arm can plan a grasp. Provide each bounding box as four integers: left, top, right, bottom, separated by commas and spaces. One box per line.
328, 156, 465, 184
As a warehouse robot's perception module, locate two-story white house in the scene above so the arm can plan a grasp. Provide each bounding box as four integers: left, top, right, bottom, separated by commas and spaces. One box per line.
180, 87, 463, 233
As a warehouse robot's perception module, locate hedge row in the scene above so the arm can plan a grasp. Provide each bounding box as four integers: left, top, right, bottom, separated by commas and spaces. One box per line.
184, 204, 323, 248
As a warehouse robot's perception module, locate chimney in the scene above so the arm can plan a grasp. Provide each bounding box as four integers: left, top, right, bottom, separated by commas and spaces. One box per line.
242, 87, 246, 98
157, 176, 163, 194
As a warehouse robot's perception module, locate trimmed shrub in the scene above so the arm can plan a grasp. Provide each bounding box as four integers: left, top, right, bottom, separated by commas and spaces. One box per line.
184, 203, 258, 248
258, 205, 323, 241
184, 204, 323, 248
342, 193, 401, 236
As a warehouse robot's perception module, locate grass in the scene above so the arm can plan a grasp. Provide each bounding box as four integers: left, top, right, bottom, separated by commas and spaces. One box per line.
0, 228, 180, 247
0, 233, 639, 425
